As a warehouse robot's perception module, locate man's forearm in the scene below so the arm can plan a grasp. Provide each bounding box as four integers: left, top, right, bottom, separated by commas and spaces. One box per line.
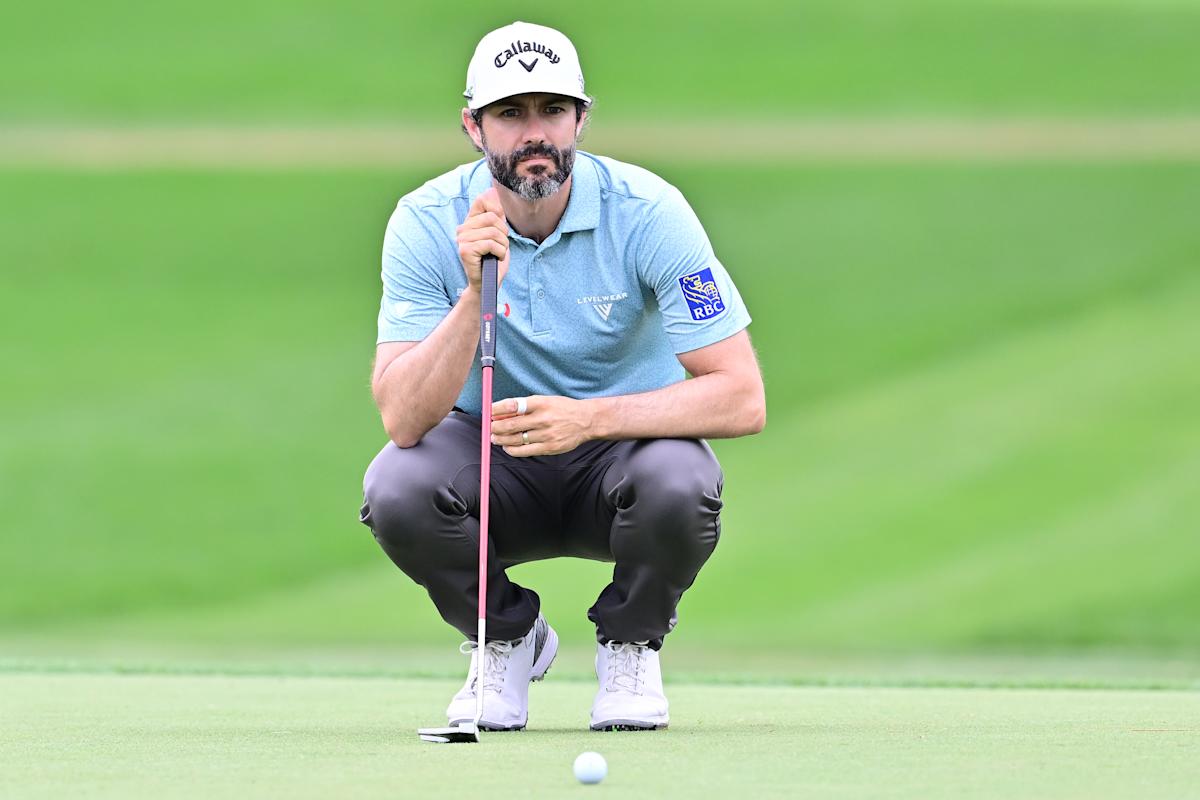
586, 370, 766, 442
375, 290, 481, 447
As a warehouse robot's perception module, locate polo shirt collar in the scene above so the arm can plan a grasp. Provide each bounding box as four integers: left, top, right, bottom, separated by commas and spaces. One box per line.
558, 152, 601, 234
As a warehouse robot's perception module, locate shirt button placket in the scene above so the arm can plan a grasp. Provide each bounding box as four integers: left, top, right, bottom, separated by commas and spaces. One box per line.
531, 252, 550, 334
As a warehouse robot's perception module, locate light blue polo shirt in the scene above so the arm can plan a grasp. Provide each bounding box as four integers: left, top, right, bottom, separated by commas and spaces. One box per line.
376, 151, 752, 416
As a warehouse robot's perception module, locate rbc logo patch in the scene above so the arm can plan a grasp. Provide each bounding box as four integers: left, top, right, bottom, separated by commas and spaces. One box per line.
678, 268, 726, 321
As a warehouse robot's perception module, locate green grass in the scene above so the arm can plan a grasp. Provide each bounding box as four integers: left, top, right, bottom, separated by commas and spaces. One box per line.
2, 671, 1197, 799
5, 0, 1200, 121
2, 162, 1198, 659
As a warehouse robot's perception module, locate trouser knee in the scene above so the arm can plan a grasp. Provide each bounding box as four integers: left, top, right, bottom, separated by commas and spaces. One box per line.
608, 438, 724, 560
359, 443, 469, 560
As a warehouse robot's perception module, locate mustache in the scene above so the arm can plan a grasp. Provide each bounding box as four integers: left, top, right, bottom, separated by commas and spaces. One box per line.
507, 143, 563, 169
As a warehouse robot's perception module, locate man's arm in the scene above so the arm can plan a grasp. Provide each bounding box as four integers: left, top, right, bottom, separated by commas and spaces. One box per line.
591, 329, 765, 439
372, 188, 511, 448
371, 289, 481, 448
489, 329, 765, 455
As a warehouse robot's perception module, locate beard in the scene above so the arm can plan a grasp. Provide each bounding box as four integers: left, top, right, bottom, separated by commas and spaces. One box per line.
482, 138, 576, 201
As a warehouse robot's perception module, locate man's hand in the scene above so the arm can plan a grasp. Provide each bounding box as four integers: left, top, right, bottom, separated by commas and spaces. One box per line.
490, 395, 596, 457
456, 187, 510, 292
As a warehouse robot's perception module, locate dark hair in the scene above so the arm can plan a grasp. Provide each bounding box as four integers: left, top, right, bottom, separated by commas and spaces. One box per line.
461, 98, 591, 153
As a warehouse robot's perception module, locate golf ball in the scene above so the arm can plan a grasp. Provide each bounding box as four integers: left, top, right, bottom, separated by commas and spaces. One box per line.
573, 751, 607, 784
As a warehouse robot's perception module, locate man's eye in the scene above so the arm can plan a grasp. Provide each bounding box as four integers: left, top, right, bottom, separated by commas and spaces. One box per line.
546, 106, 564, 114
501, 109, 520, 118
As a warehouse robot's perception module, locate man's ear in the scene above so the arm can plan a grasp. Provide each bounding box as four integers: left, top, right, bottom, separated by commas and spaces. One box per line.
462, 108, 484, 150
575, 108, 590, 143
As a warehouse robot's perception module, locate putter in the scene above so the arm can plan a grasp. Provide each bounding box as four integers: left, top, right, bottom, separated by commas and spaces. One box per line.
416, 252, 500, 745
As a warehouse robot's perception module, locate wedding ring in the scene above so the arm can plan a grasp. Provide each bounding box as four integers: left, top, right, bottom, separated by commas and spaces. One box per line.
516, 397, 528, 416
522, 431, 530, 445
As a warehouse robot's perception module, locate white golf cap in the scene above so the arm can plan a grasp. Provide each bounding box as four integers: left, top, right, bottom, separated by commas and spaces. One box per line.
464, 21, 592, 110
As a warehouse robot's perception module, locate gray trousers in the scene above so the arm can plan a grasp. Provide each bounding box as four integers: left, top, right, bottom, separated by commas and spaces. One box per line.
359, 410, 724, 650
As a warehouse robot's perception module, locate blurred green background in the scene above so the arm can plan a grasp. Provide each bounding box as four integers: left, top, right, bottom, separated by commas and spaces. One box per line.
2, 0, 1198, 686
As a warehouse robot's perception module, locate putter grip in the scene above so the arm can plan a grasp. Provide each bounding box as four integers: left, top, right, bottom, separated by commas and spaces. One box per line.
480, 254, 499, 367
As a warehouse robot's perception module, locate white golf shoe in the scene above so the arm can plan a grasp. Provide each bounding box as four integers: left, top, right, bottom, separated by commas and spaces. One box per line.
590, 640, 670, 731
446, 614, 558, 731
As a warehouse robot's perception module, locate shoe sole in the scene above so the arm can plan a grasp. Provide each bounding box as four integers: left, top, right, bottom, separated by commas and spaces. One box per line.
590, 718, 669, 732
450, 624, 560, 732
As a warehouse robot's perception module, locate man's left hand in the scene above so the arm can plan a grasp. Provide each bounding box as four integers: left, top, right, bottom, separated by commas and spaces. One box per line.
490, 395, 596, 457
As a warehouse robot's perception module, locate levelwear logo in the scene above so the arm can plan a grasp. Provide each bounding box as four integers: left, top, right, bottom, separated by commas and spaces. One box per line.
678, 269, 726, 320
577, 291, 629, 322
494, 41, 561, 70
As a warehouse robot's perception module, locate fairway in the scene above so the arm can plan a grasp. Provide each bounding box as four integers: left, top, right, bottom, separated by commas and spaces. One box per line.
3, 670, 1196, 799
3, 164, 1198, 652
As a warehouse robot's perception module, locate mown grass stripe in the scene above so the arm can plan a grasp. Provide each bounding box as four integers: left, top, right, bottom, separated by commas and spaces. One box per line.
1, 658, 1196, 692
5, 119, 1200, 167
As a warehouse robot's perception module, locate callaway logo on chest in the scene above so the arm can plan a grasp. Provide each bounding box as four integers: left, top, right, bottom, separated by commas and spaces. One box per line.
577, 292, 630, 322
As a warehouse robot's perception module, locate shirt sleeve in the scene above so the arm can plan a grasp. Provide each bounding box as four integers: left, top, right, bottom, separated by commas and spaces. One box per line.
635, 185, 752, 354
376, 202, 454, 344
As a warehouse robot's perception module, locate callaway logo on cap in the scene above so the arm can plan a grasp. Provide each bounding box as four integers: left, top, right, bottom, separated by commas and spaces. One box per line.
464, 21, 592, 110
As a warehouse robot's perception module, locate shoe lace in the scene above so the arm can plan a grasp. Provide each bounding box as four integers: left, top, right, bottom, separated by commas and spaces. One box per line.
459, 638, 515, 694
604, 641, 650, 695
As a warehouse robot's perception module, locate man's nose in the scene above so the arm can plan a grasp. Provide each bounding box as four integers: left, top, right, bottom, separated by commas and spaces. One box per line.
521, 116, 548, 145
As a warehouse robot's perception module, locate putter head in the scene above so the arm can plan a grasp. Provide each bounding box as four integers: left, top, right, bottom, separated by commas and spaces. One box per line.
417, 722, 480, 744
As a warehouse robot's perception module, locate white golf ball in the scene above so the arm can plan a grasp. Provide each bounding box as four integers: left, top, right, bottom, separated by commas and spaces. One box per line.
573, 751, 607, 784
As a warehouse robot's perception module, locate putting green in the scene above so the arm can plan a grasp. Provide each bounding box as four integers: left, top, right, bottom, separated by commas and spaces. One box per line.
3, 671, 1196, 798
